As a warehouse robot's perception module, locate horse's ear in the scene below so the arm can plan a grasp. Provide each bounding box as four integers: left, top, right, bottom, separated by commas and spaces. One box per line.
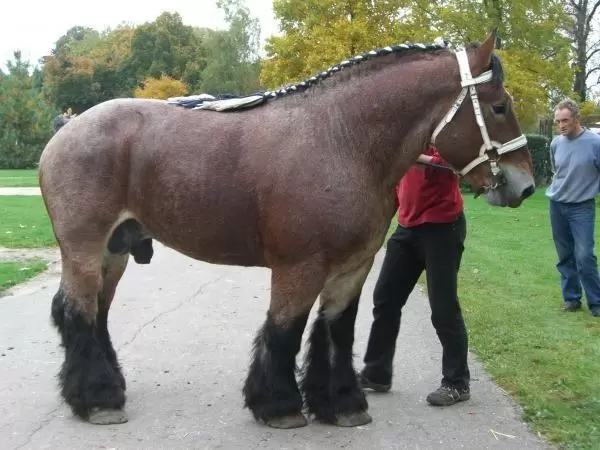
474, 28, 497, 71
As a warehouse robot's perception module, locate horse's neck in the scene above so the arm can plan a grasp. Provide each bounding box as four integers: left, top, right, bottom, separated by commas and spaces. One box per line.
310, 56, 456, 189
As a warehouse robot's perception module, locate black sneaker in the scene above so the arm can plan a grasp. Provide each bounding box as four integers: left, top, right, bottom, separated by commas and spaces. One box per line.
591, 307, 600, 317
426, 384, 470, 406
563, 301, 582, 312
359, 371, 391, 393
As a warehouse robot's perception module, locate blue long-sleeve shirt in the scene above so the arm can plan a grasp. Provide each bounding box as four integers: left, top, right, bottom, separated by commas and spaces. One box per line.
545, 129, 600, 203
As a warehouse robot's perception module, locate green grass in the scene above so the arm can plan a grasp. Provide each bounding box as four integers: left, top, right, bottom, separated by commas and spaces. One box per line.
0, 196, 56, 248
0, 169, 39, 187
386, 190, 599, 448
0, 261, 48, 292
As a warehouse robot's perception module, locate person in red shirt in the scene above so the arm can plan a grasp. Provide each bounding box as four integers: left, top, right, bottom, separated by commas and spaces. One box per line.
359, 145, 471, 406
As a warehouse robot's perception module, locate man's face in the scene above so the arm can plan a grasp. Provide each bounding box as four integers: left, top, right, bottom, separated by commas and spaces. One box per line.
554, 108, 580, 138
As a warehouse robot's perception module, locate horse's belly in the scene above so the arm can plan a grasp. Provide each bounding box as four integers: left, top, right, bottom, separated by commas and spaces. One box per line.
149, 222, 266, 268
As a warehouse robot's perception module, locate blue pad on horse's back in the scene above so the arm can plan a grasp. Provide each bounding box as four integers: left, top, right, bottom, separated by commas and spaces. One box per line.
167, 92, 267, 112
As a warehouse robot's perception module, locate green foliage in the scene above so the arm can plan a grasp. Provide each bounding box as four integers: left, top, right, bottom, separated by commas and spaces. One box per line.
40, 4, 263, 115
122, 12, 206, 86
198, 0, 262, 95
526, 133, 552, 186
0, 52, 58, 169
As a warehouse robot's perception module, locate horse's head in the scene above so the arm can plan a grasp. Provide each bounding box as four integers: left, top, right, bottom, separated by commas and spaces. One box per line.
431, 30, 535, 208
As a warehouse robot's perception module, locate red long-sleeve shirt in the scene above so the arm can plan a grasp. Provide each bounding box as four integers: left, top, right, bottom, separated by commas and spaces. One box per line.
395, 147, 463, 228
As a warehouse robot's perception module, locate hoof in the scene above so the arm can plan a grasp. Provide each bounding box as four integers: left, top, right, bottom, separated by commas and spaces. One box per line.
333, 411, 372, 427
88, 408, 128, 425
265, 413, 308, 429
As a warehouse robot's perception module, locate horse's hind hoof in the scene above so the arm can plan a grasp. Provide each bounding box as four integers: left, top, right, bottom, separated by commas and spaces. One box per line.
88, 408, 128, 425
333, 411, 372, 427
265, 413, 307, 429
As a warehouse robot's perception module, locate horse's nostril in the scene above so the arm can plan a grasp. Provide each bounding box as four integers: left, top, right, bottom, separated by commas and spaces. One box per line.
522, 185, 535, 199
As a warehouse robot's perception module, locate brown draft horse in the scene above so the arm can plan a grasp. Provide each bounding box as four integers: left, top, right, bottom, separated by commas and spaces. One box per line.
39, 30, 535, 429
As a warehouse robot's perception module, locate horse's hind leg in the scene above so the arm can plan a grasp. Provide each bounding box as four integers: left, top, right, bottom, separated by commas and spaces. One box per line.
300, 258, 374, 427
51, 243, 128, 425
97, 252, 129, 394
243, 260, 326, 429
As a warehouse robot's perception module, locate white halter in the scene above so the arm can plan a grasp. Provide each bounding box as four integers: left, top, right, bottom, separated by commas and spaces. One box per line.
430, 48, 528, 177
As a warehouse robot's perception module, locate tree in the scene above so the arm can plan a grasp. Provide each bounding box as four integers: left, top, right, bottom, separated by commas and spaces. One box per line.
0, 52, 58, 168
42, 52, 99, 114
52, 26, 99, 55
43, 24, 143, 112
567, 1, 600, 101
133, 75, 188, 99
261, 0, 438, 89
198, 0, 262, 94
122, 12, 205, 86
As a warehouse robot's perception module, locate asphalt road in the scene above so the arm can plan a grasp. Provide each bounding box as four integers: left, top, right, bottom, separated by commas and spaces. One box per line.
0, 243, 551, 449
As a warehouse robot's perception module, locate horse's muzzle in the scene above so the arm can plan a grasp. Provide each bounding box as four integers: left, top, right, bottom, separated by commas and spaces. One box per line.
483, 162, 535, 208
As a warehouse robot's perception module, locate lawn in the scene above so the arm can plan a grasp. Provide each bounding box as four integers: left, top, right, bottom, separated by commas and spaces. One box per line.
0, 169, 39, 187
386, 190, 600, 449
0, 261, 48, 292
0, 196, 56, 248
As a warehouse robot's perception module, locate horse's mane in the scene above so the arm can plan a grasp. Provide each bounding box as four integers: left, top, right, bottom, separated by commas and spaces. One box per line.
169, 39, 504, 112
264, 42, 450, 100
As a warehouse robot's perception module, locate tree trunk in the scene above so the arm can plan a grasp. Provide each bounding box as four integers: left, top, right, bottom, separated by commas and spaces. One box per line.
573, 1, 588, 101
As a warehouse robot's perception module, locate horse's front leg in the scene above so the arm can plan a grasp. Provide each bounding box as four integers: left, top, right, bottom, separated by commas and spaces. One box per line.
243, 260, 325, 429
300, 259, 374, 426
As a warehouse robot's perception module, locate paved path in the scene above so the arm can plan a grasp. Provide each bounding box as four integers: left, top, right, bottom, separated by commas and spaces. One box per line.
0, 243, 550, 449
0, 187, 41, 196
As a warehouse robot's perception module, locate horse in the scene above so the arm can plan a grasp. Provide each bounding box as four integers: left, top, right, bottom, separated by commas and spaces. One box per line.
39, 30, 535, 429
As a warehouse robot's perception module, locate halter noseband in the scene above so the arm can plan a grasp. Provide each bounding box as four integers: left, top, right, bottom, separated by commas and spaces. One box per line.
430, 48, 527, 184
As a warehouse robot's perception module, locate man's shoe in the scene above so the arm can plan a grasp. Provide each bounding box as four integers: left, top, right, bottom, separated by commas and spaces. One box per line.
590, 306, 600, 317
359, 371, 391, 393
563, 301, 582, 312
426, 384, 470, 406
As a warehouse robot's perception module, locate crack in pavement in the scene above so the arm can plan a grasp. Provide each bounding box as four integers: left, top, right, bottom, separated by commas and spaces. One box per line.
15, 404, 63, 449
118, 275, 226, 351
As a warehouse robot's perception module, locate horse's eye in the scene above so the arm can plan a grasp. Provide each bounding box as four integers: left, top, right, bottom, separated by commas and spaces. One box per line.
492, 103, 507, 115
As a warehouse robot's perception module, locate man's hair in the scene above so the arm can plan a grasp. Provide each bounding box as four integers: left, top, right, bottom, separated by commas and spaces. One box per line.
555, 98, 580, 119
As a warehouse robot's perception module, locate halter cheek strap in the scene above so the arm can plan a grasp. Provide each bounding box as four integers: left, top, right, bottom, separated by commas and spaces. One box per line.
430, 48, 528, 177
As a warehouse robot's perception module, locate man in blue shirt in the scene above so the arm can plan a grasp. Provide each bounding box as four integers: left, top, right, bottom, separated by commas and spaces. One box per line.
546, 98, 600, 317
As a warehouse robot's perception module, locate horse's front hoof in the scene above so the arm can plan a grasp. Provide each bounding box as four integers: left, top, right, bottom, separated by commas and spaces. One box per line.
265, 413, 308, 429
88, 407, 128, 425
333, 411, 372, 427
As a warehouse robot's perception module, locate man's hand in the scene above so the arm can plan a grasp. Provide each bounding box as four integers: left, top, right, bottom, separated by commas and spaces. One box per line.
416, 154, 434, 164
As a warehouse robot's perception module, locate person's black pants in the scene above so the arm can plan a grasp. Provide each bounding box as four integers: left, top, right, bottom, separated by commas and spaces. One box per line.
363, 213, 470, 389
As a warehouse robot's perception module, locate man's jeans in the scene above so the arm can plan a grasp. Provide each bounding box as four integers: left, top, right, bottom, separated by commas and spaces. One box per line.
549, 199, 600, 308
